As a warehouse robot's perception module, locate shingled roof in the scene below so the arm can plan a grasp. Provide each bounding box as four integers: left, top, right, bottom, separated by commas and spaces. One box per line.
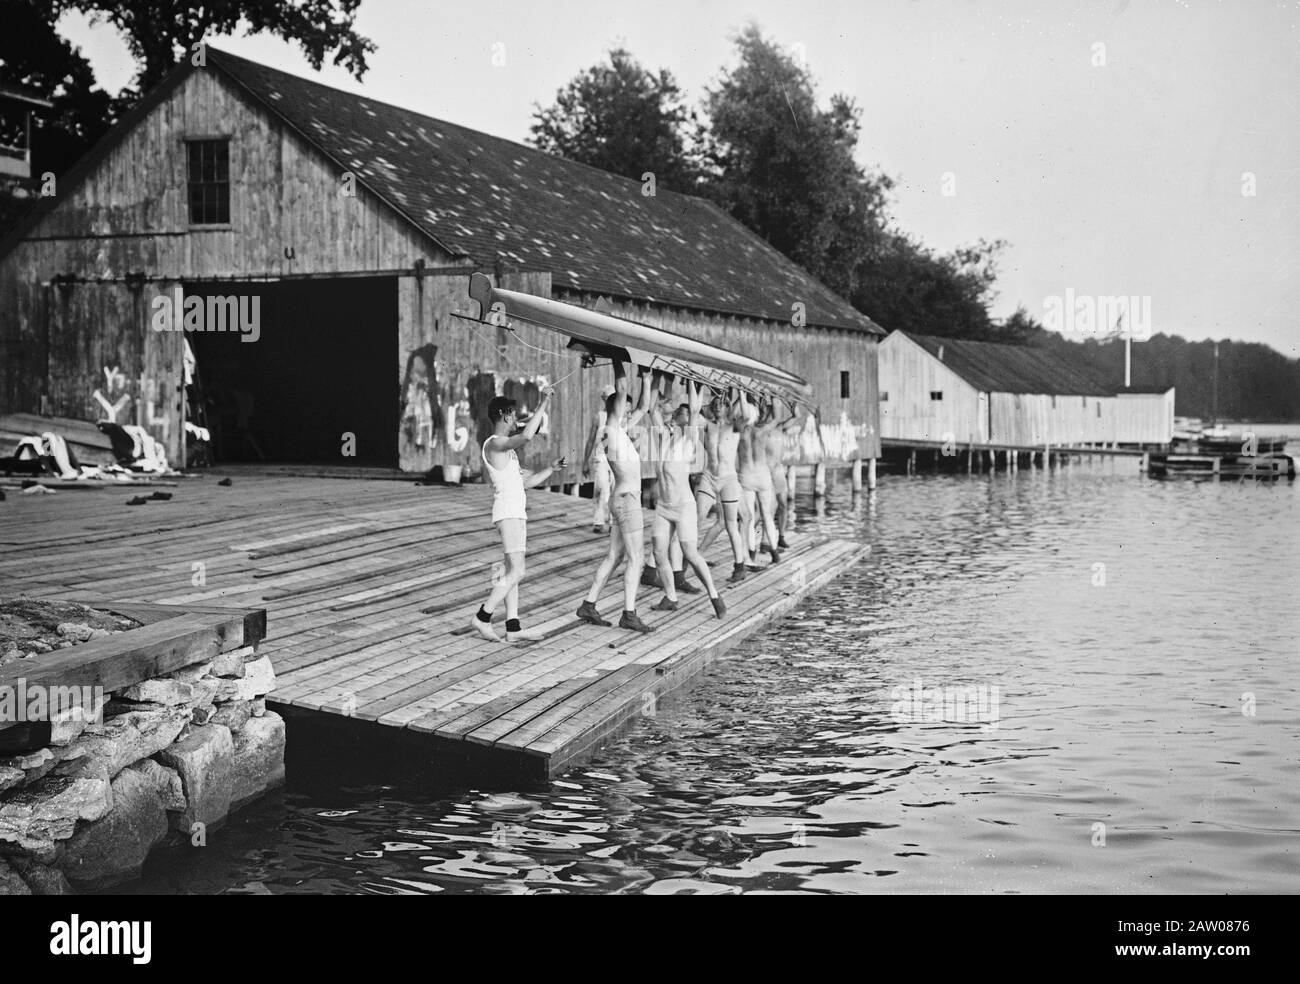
201, 50, 879, 334
905, 333, 1116, 396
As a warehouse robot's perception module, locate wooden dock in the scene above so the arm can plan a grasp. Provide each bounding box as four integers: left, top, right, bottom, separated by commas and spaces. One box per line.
0, 474, 867, 780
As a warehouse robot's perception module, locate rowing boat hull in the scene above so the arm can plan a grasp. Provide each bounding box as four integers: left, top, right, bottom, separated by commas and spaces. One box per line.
467, 273, 809, 401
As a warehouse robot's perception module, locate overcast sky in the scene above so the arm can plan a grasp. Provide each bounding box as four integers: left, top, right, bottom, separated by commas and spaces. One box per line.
59, 0, 1298, 356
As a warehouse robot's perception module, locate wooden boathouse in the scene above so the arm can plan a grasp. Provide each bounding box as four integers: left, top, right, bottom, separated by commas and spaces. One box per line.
878, 331, 1174, 451
0, 48, 883, 479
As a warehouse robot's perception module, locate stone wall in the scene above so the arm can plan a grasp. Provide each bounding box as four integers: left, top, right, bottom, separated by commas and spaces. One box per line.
0, 643, 283, 893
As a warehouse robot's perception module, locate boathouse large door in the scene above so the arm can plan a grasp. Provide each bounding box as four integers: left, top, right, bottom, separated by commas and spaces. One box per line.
185, 276, 399, 466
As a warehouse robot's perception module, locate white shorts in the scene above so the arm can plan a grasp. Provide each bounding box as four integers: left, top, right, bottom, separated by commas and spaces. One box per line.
496, 518, 526, 554
655, 499, 699, 544
697, 470, 741, 504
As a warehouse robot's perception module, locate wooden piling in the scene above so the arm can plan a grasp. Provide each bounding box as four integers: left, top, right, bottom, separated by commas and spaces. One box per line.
867, 457, 877, 490
851, 457, 863, 492
814, 462, 826, 496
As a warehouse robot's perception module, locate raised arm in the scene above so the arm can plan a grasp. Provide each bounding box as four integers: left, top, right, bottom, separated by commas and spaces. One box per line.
626, 367, 652, 428
489, 385, 553, 451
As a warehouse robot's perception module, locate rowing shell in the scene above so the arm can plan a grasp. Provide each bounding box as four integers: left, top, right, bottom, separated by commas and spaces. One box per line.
465, 272, 810, 404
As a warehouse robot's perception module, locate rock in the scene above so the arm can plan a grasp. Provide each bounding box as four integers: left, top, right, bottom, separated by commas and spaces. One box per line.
27, 640, 52, 654
55, 622, 95, 642
191, 705, 215, 726
213, 646, 254, 678
66, 707, 188, 779
128, 759, 186, 812
5, 854, 72, 895
49, 703, 100, 746
191, 677, 219, 710
56, 766, 167, 889
163, 660, 214, 683
117, 678, 194, 706
0, 857, 32, 895
210, 700, 253, 734
229, 713, 286, 812
156, 724, 233, 834
251, 698, 267, 718
0, 766, 24, 794
0, 762, 113, 851
214, 656, 275, 702
0, 748, 53, 772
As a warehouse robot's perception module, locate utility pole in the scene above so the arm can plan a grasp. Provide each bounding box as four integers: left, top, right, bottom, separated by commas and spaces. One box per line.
1211, 342, 1219, 425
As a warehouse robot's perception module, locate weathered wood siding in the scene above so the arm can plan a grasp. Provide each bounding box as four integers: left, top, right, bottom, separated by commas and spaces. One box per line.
989, 392, 1119, 446
0, 65, 461, 460
878, 331, 984, 443
397, 269, 595, 479
1114, 391, 1174, 444
571, 292, 880, 464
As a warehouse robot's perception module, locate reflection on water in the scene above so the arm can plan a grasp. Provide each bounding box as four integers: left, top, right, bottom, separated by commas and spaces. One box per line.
128, 456, 1300, 894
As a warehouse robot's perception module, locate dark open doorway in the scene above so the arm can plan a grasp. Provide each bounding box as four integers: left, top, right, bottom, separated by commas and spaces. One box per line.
186, 277, 398, 466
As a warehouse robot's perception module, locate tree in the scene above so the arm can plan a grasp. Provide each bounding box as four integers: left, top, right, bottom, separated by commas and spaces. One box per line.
529, 47, 704, 191
58, 0, 375, 92
701, 24, 892, 297
1, 0, 374, 233
0, 0, 114, 181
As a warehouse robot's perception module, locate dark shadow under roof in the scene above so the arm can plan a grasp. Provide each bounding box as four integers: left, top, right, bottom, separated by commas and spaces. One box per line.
207, 50, 879, 334
905, 333, 1118, 396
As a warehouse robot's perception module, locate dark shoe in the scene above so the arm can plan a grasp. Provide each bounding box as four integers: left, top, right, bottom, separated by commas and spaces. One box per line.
592, 524, 608, 535
728, 563, 747, 584
674, 572, 701, 594
149, 491, 172, 501
576, 601, 611, 626
218, 477, 233, 487
640, 565, 660, 587
619, 611, 654, 633
777, 537, 789, 549
126, 496, 149, 506
651, 597, 678, 612
710, 597, 727, 619
765, 546, 781, 564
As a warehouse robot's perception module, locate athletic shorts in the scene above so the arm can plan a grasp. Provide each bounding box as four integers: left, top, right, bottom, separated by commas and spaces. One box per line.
655, 500, 699, 545
771, 463, 788, 497
496, 517, 526, 554
696, 470, 741, 504
611, 491, 644, 543
740, 467, 774, 493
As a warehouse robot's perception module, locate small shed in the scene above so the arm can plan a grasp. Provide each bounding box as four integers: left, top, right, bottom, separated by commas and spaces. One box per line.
879, 331, 1173, 447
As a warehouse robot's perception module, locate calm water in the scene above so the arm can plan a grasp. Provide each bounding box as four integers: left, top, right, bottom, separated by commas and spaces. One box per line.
129, 432, 1300, 894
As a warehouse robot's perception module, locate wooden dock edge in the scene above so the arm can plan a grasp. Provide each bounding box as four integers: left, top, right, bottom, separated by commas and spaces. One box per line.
395, 540, 871, 783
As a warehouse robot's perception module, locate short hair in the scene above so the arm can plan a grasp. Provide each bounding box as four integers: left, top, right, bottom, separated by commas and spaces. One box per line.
676, 403, 690, 415
604, 392, 623, 415
488, 397, 518, 423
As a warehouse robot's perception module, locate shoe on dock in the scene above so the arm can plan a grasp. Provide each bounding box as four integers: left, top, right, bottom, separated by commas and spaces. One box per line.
728, 563, 747, 584
674, 571, 701, 594
764, 546, 781, 564
619, 611, 654, 633
506, 628, 544, 644
640, 565, 660, 587
470, 615, 502, 643
576, 600, 611, 626
710, 596, 726, 619
651, 597, 678, 612
592, 524, 608, 535
777, 537, 789, 549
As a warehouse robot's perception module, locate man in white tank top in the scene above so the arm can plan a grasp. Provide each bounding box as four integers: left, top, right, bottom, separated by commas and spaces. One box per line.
472, 389, 565, 643
577, 362, 655, 633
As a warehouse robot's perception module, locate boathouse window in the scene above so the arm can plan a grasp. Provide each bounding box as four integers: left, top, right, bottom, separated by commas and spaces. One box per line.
840, 371, 850, 398
1051, 395, 1057, 409
186, 138, 230, 225
1096, 402, 1102, 418
929, 391, 943, 401
880, 391, 889, 402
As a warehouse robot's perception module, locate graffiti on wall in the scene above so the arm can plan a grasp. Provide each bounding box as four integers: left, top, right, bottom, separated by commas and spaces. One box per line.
92, 365, 171, 443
